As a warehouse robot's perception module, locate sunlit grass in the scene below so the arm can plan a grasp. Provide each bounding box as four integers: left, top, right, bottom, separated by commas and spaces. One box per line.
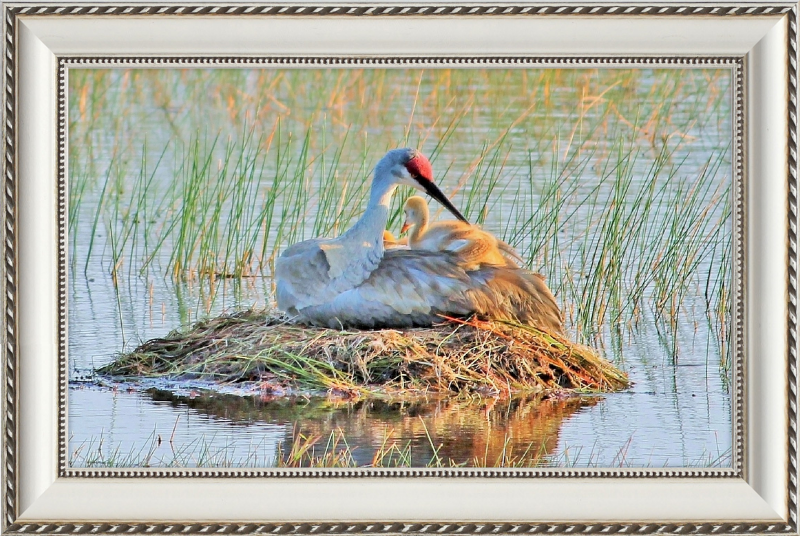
97, 310, 630, 396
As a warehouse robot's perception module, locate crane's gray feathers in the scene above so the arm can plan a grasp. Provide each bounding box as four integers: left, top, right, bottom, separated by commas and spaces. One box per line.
276, 237, 383, 313
293, 249, 563, 333
275, 240, 332, 314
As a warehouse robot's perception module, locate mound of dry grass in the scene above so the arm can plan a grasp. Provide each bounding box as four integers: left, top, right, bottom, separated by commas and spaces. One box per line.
99, 310, 629, 397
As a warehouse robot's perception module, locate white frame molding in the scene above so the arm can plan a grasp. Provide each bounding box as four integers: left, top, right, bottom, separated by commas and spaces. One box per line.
3, 3, 797, 532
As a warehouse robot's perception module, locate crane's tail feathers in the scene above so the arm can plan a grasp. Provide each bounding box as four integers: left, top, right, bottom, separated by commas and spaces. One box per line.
471, 267, 564, 335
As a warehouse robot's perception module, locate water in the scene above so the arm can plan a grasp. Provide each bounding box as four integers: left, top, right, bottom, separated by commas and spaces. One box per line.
68, 68, 733, 468
69, 387, 598, 467
68, 272, 730, 468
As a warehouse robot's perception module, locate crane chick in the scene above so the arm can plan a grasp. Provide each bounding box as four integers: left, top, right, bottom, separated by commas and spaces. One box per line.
382, 230, 407, 248
401, 196, 522, 270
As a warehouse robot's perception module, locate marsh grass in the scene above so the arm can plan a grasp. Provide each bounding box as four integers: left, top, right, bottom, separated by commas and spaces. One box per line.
98, 310, 629, 396
69, 68, 732, 351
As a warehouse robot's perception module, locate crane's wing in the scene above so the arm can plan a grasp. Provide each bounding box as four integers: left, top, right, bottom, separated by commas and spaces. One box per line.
296, 249, 564, 333
275, 240, 332, 315
297, 250, 472, 328
275, 238, 380, 313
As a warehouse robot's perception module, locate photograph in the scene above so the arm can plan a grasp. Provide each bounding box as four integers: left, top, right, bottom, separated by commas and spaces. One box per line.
66, 66, 733, 469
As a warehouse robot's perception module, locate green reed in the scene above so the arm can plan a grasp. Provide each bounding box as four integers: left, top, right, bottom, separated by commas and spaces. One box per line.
68, 68, 732, 349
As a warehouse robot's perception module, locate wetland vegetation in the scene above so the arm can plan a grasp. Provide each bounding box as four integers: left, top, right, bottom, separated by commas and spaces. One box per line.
68, 68, 732, 468
99, 311, 629, 396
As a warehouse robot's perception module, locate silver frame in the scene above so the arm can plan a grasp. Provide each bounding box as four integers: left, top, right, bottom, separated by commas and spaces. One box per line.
3, 3, 796, 532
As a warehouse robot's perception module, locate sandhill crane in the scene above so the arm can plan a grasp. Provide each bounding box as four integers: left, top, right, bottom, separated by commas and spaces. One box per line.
401, 195, 523, 270
275, 148, 564, 334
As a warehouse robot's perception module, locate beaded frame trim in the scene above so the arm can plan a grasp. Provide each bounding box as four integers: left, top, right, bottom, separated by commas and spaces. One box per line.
2, 3, 796, 533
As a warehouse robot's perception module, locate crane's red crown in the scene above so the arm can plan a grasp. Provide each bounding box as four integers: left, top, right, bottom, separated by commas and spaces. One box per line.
405, 152, 433, 182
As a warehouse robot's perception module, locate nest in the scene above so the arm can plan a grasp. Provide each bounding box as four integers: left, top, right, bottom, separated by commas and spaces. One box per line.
99, 310, 629, 397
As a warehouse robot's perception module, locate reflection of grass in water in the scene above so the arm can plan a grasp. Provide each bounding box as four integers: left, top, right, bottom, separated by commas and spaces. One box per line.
69, 390, 730, 468
550, 438, 731, 469
68, 68, 731, 356
72, 391, 587, 468
69, 428, 557, 468
69, 429, 280, 468
69, 428, 732, 469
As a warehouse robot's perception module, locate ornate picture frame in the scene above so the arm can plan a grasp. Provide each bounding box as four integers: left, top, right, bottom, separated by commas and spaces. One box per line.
3, 2, 797, 533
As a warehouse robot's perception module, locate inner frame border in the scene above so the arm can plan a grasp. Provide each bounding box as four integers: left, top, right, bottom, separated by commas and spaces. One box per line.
58, 55, 743, 480
2, 4, 795, 534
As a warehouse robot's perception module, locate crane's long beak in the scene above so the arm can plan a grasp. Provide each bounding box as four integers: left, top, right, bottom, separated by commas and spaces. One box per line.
419, 179, 468, 223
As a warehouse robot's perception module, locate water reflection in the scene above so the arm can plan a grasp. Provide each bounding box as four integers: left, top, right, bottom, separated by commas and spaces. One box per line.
146, 389, 599, 467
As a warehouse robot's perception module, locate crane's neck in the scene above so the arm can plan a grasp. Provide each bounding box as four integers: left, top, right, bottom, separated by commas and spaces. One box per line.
337, 178, 396, 250
408, 209, 429, 247
319, 178, 395, 284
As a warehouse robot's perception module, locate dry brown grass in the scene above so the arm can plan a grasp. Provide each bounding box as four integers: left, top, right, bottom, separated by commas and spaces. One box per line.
99, 310, 629, 397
